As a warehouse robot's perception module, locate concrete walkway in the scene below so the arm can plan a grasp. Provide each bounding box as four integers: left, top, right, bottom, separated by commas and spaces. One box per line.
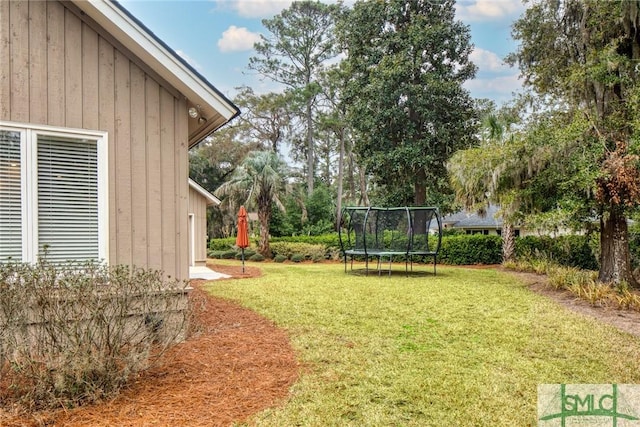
189, 265, 231, 280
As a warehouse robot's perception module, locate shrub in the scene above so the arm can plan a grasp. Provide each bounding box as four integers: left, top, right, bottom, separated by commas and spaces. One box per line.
515, 235, 598, 270
439, 235, 502, 265
0, 259, 190, 409
219, 250, 237, 260
291, 253, 305, 263
235, 249, 256, 260
274, 254, 288, 263
270, 242, 327, 261
208, 250, 226, 259
209, 237, 236, 251
249, 253, 265, 262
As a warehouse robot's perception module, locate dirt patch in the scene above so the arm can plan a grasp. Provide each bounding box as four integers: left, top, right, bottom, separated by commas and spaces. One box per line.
503, 268, 640, 338
0, 264, 297, 427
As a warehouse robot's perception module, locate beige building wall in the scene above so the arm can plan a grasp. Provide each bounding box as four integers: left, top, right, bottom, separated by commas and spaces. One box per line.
0, 0, 190, 280
188, 186, 211, 266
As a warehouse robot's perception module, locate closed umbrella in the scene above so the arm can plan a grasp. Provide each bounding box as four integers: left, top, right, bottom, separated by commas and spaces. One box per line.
236, 206, 250, 272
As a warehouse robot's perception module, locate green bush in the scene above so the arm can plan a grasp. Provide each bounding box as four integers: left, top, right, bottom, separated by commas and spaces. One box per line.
249, 253, 265, 262
209, 237, 236, 251
209, 234, 340, 260
208, 250, 225, 259
0, 260, 189, 409
220, 250, 237, 260
630, 224, 640, 269
291, 253, 305, 263
515, 235, 598, 270
235, 249, 256, 259
270, 242, 327, 261
439, 234, 502, 265
271, 233, 340, 250
274, 254, 288, 263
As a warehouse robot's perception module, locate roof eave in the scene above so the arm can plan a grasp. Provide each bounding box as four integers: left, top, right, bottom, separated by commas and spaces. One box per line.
73, 0, 240, 146
189, 179, 221, 206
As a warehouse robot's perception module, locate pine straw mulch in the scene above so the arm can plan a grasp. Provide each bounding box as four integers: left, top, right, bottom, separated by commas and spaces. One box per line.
0, 263, 299, 427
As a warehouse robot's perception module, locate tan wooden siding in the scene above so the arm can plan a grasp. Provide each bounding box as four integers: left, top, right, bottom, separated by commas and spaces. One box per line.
0, 1, 191, 280
189, 187, 210, 265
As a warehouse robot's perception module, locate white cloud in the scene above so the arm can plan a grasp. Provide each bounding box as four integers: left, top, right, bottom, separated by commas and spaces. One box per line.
470, 47, 509, 73
175, 50, 204, 72
456, 0, 524, 22
217, 25, 262, 52
464, 73, 522, 103
219, 0, 293, 19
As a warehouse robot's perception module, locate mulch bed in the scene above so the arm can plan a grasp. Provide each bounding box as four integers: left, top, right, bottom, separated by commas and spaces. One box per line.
0, 263, 298, 427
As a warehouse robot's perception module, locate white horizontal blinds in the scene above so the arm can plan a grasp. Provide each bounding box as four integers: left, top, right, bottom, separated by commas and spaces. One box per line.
0, 131, 22, 262
37, 135, 99, 263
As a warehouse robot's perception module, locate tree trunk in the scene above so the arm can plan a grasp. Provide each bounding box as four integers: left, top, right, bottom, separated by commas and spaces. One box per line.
306, 100, 314, 195
335, 128, 345, 231
501, 221, 515, 263
414, 170, 427, 205
358, 167, 370, 206
257, 200, 272, 259
598, 207, 636, 286
348, 151, 356, 202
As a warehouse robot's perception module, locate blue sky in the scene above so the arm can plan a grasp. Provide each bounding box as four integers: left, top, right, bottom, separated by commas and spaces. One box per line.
119, 0, 526, 106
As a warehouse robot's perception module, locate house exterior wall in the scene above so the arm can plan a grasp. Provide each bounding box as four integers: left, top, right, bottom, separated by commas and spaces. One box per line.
0, 0, 189, 280
188, 186, 210, 266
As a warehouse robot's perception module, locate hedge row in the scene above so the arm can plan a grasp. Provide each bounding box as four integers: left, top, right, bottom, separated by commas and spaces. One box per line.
515, 235, 598, 270
209, 233, 601, 269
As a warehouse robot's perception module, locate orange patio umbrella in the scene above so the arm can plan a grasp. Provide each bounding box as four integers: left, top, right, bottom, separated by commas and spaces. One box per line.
236, 206, 250, 272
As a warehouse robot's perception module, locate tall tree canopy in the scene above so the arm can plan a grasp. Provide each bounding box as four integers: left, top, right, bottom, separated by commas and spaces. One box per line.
339, 0, 478, 206
233, 86, 292, 153
249, 1, 342, 195
507, 0, 640, 285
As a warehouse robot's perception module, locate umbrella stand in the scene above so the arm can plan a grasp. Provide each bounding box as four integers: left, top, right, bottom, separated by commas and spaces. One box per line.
241, 247, 245, 273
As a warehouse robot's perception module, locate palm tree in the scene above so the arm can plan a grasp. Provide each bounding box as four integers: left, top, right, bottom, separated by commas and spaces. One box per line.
447, 112, 521, 262
215, 150, 290, 258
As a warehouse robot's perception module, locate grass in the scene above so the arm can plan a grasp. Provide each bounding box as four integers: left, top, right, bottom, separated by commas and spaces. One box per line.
204, 261, 640, 426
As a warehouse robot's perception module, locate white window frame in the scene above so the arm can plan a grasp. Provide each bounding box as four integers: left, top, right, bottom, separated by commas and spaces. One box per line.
0, 121, 109, 264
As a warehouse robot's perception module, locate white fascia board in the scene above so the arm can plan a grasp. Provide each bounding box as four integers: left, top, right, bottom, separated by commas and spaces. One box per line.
189, 179, 221, 206
73, 0, 238, 121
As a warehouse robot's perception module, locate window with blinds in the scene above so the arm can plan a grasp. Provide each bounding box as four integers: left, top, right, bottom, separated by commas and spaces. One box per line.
0, 131, 22, 261
0, 124, 107, 265
37, 136, 99, 263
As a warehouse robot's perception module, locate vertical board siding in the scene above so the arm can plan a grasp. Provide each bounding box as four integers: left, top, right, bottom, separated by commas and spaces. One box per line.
145, 78, 163, 271
81, 24, 99, 130
130, 64, 148, 267
1, 1, 192, 280
0, 0, 10, 119
176, 99, 189, 280
189, 187, 209, 264
9, 1, 29, 122
64, 8, 82, 128
46, 1, 65, 126
97, 35, 116, 262
114, 50, 132, 267
28, 1, 47, 124
160, 89, 176, 278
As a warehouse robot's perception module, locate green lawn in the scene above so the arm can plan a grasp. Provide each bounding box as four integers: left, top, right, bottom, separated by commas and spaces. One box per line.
203, 261, 640, 426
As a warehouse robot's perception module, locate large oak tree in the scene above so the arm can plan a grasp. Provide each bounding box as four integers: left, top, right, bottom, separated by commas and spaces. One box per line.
339, 0, 478, 206
508, 0, 640, 285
